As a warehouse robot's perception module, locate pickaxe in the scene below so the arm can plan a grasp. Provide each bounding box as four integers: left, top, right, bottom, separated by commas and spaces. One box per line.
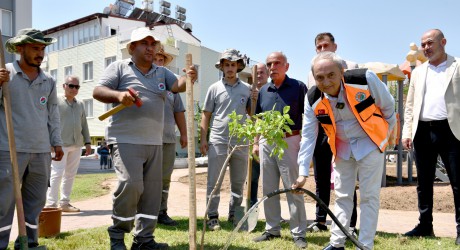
98, 87, 143, 121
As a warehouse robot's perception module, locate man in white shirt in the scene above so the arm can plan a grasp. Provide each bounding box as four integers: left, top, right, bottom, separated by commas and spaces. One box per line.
402, 29, 460, 246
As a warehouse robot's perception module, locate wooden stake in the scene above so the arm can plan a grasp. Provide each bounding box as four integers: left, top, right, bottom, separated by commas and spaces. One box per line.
185, 54, 197, 250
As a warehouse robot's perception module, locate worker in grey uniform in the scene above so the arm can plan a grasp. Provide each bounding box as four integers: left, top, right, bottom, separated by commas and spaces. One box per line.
93, 27, 197, 250
153, 44, 187, 226
0, 28, 63, 250
200, 49, 251, 231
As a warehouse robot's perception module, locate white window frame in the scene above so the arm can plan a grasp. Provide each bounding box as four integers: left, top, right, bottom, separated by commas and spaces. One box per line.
50, 69, 57, 81
83, 99, 93, 117
0, 9, 12, 36
105, 56, 116, 68
64, 66, 73, 77
83, 61, 93, 81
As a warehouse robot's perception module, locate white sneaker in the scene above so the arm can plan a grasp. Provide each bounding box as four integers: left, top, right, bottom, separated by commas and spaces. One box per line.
44, 203, 57, 208
60, 203, 80, 212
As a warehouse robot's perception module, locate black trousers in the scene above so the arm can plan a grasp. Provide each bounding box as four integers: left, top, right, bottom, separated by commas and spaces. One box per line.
413, 120, 460, 232
313, 127, 357, 227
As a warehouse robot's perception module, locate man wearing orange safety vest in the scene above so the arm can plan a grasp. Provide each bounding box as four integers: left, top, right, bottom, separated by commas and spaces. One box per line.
292, 51, 396, 250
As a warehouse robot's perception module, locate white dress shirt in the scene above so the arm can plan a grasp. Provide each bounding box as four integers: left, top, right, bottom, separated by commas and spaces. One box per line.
420, 60, 448, 121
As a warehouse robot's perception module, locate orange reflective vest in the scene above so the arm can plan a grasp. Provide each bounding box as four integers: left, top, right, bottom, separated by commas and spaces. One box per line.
308, 69, 389, 158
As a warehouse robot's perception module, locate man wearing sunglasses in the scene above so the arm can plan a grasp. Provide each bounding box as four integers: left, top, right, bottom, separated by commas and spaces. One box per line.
45, 75, 91, 213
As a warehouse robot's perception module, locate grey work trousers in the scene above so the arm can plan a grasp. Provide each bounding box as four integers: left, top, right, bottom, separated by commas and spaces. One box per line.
160, 143, 176, 213
259, 135, 307, 238
107, 144, 163, 243
206, 144, 248, 219
0, 151, 51, 250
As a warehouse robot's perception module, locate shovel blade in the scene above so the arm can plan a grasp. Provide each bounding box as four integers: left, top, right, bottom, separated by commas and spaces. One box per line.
234, 205, 259, 232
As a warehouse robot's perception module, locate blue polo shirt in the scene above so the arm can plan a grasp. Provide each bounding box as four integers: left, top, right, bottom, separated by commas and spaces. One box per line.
255, 75, 307, 131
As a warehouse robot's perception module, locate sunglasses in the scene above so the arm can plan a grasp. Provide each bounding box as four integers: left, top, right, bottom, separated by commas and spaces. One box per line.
65, 83, 80, 90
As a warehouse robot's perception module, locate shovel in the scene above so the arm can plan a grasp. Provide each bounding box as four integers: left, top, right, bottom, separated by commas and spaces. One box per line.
234, 65, 259, 232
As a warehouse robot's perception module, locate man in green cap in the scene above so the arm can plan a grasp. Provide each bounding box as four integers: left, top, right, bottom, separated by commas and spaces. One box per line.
0, 28, 63, 249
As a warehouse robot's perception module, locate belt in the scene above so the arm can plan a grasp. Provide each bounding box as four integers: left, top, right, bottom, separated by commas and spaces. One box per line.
285, 130, 300, 138
419, 119, 448, 127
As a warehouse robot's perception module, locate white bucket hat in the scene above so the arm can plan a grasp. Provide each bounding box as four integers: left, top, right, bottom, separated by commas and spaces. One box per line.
126, 27, 160, 55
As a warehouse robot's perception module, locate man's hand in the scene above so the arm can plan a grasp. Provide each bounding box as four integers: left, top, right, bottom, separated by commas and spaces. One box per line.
291, 176, 307, 191
118, 91, 136, 107
53, 146, 64, 161
85, 144, 92, 156
183, 65, 198, 83
402, 138, 412, 150
200, 140, 208, 156
180, 134, 187, 149
0, 68, 10, 86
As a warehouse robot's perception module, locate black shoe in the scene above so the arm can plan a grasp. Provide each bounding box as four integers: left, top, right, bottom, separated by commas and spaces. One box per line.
158, 212, 178, 226
228, 214, 235, 225
404, 224, 435, 237
14, 242, 40, 250
131, 239, 169, 250
306, 221, 328, 232
253, 232, 281, 242
110, 238, 127, 250
293, 237, 307, 249
322, 244, 344, 250
456, 234, 460, 245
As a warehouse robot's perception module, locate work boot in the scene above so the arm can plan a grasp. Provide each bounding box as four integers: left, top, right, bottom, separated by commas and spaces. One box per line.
131, 238, 168, 250
60, 203, 80, 212
306, 221, 328, 232
253, 232, 281, 242
158, 212, 178, 226
207, 218, 221, 231
14, 242, 41, 250
293, 237, 307, 249
110, 238, 127, 250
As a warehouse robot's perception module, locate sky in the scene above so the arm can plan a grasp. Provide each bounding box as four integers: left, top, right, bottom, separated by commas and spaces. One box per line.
33, 0, 460, 83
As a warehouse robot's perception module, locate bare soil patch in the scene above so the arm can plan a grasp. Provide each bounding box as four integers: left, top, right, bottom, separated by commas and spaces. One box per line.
179, 162, 454, 213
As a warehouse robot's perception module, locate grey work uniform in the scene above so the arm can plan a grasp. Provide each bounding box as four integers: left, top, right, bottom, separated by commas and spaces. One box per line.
160, 91, 185, 212
98, 59, 177, 243
203, 78, 250, 218
0, 61, 62, 249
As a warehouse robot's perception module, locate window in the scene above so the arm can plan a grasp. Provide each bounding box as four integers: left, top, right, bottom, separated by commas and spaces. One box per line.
64, 66, 73, 77
0, 9, 12, 36
79, 28, 84, 44
105, 56, 116, 68
83, 99, 93, 117
50, 69, 57, 81
83, 61, 93, 81
84, 27, 89, 43
73, 29, 79, 46
105, 103, 112, 112
94, 24, 100, 40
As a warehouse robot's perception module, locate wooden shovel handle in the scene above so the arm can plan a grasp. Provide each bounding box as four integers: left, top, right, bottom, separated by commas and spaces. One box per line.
0, 31, 28, 238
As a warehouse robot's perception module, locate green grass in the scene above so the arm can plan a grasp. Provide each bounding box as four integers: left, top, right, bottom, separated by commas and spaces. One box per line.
9, 172, 458, 249
11, 217, 458, 250
66, 173, 115, 202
